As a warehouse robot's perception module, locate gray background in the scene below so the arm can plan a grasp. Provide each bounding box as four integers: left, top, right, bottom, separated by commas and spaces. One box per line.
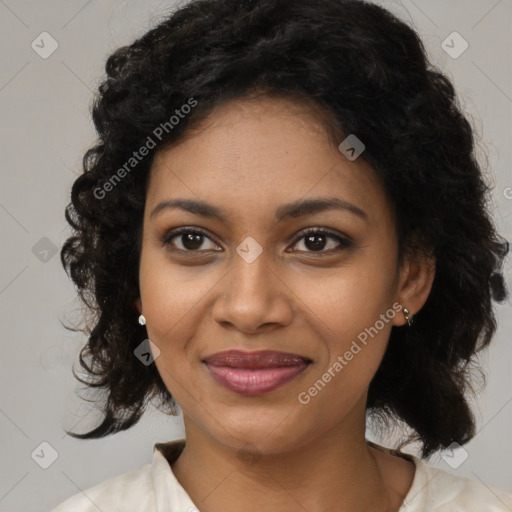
0, 1, 511, 511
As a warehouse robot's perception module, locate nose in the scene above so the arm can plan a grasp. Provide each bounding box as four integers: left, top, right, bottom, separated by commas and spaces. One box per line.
211, 249, 294, 334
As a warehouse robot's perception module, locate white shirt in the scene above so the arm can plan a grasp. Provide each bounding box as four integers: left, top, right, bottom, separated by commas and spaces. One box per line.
52, 438, 512, 511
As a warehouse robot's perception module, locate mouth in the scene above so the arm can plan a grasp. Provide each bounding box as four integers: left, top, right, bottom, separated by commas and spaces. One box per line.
202, 350, 312, 395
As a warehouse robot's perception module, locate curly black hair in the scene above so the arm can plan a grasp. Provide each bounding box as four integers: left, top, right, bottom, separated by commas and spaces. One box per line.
60, 0, 509, 457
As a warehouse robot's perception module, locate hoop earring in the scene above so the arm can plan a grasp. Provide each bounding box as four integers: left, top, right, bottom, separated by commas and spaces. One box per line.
403, 308, 413, 327
138, 314, 146, 326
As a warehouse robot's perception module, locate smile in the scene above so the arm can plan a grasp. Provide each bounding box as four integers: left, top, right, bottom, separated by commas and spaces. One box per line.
203, 361, 311, 395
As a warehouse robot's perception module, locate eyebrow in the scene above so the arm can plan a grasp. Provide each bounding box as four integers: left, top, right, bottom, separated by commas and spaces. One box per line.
149, 197, 368, 223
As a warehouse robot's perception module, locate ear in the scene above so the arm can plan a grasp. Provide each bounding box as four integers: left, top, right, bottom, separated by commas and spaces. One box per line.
392, 249, 436, 327
135, 297, 142, 314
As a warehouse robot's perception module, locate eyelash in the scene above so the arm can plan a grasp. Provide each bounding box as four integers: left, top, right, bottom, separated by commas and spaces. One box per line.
160, 226, 353, 256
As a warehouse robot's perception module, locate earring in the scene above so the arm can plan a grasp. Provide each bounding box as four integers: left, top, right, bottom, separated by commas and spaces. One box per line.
138, 314, 146, 326
403, 307, 413, 327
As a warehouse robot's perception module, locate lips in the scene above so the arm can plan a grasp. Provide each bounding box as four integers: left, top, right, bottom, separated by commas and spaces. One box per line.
203, 350, 311, 368
202, 350, 312, 395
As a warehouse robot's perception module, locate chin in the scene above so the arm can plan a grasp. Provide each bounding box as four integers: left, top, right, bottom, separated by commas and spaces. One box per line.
207, 417, 309, 456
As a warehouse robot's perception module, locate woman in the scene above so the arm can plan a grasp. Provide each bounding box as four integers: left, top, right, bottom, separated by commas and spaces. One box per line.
53, 0, 512, 510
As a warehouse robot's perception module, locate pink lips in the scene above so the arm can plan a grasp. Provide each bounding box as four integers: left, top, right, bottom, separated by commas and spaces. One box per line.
202, 350, 311, 395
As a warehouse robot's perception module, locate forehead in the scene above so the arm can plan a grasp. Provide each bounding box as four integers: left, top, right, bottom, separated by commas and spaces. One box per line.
146, 96, 389, 227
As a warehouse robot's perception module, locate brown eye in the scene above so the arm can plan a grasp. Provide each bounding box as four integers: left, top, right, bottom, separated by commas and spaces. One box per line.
161, 228, 221, 252
289, 228, 352, 255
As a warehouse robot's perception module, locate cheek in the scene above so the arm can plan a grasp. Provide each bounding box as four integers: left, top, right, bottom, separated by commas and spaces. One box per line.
139, 257, 221, 400
288, 258, 396, 385
139, 250, 217, 344
295, 301, 393, 427
291, 261, 396, 340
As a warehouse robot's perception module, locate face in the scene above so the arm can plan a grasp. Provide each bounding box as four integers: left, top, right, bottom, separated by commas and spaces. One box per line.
137, 95, 412, 455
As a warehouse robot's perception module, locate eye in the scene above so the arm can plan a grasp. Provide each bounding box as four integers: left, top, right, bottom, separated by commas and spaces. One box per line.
160, 226, 352, 255
288, 228, 352, 255
161, 227, 221, 253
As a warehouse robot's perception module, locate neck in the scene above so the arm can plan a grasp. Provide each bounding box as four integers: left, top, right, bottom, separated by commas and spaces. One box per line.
170, 400, 400, 512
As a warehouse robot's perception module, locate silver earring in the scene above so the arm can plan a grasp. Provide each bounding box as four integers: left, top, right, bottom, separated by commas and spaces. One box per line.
403, 308, 413, 327
138, 314, 146, 326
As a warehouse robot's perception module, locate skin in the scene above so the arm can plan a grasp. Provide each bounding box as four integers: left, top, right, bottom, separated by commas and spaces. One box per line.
136, 95, 436, 512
